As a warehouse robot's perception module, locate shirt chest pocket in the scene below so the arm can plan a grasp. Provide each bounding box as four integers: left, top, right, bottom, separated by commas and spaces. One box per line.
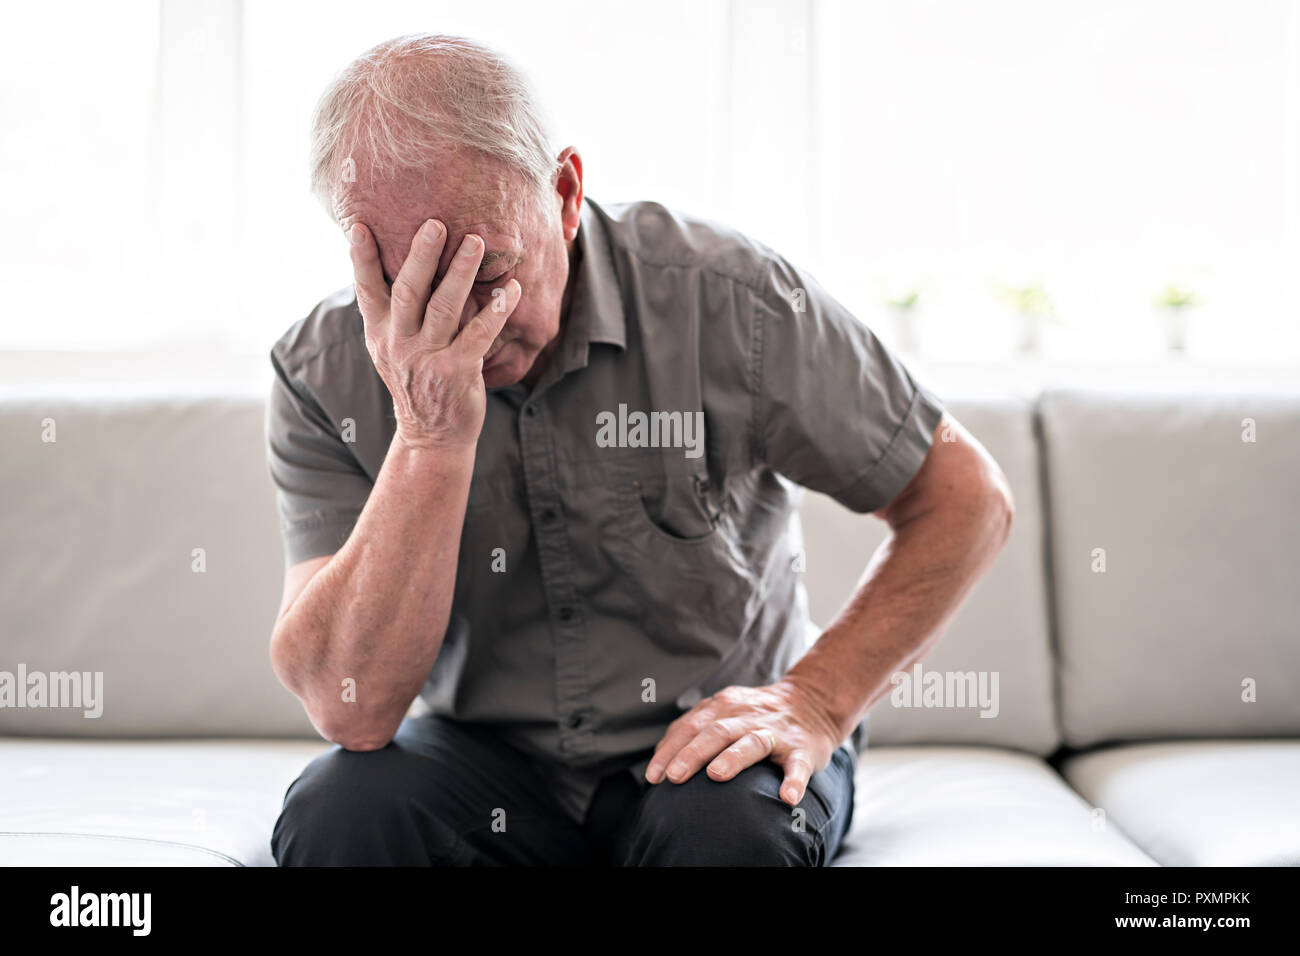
597, 450, 764, 666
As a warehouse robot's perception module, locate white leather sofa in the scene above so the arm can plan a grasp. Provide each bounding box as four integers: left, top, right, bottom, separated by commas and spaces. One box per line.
1, 386, 1296, 866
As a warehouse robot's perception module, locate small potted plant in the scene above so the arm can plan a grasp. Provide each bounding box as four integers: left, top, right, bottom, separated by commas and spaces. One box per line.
1153, 282, 1202, 354
882, 286, 922, 354
996, 282, 1059, 355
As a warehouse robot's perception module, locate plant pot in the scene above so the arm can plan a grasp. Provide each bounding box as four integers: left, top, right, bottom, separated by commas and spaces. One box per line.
1162, 306, 1191, 354
891, 305, 921, 354
1015, 311, 1041, 354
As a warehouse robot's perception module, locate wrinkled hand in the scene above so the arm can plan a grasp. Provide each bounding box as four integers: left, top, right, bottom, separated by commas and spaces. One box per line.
644, 678, 845, 806
349, 219, 521, 451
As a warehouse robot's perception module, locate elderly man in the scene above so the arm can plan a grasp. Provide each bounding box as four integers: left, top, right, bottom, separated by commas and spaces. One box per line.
267, 33, 1013, 867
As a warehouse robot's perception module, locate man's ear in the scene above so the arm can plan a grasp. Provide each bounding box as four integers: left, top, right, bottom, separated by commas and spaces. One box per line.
555, 147, 583, 241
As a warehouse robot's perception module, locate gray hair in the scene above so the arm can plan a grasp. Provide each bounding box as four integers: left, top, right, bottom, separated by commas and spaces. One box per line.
309, 33, 557, 222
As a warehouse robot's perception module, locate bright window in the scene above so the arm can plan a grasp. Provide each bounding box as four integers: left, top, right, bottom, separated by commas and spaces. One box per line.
1, 0, 1296, 376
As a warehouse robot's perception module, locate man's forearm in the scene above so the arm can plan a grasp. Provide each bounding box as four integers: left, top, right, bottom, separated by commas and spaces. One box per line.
270, 435, 475, 749
784, 452, 1014, 745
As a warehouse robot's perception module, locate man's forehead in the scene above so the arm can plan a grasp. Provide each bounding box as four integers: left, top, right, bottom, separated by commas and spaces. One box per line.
339, 161, 525, 230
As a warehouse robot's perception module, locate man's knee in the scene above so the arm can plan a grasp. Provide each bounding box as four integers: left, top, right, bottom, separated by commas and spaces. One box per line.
619, 763, 821, 867
272, 742, 452, 866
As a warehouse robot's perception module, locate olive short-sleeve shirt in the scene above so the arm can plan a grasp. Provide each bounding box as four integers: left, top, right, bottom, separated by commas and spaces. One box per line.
267, 198, 945, 824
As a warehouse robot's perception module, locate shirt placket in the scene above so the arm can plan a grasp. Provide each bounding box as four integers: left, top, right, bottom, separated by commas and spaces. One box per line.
517, 397, 592, 758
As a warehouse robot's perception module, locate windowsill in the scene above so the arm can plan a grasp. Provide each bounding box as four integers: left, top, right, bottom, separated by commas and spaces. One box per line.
0, 350, 273, 391
905, 354, 1300, 397
0, 349, 1296, 397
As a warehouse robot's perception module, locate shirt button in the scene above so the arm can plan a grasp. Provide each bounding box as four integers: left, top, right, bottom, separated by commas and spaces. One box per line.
557, 606, 575, 622
524, 405, 537, 417
541, 507, 558, 525
566, 712, 584, 729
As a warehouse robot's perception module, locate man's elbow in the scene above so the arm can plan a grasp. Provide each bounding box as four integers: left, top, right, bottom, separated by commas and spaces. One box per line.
919, 441, 1015, 550
945, 426, 1015, 551
978, 463, 1015, 551
268, 624, 399, 752
937, 446, 1015, 554
268, 619, 308, 701
308, 702, 400, 752
322, 724, 396, 752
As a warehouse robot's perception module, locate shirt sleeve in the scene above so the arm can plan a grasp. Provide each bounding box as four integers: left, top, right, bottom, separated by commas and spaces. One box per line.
265, 349, 373, 566
752, 254, 945, 513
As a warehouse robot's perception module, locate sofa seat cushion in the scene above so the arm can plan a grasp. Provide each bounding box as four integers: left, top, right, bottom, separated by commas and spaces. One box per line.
4, 738, 1178, 867
832, 746, 1157, 866
1062, 739, 1300, 866
0, 738, 330, 866
0, 832, 239, 866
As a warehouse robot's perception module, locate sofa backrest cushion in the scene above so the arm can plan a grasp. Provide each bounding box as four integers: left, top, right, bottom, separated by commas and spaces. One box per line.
1040, 388, 1300, 746
796, 394, 1060, 755
0, 389, 316, 738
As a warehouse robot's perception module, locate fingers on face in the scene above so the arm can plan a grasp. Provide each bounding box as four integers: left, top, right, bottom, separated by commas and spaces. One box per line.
422, 233, 485, 348
389, 219, 447, 338
454, 278, 521, 360
350, 225, 516, 357
348, 223, 390, 327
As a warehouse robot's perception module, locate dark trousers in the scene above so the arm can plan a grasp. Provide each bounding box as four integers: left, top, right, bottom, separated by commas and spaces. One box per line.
272, 714, 856, 866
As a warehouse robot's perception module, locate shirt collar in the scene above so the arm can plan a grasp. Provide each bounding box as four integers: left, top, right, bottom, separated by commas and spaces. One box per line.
557, 198, 627, 372
494, 198, 626, 400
